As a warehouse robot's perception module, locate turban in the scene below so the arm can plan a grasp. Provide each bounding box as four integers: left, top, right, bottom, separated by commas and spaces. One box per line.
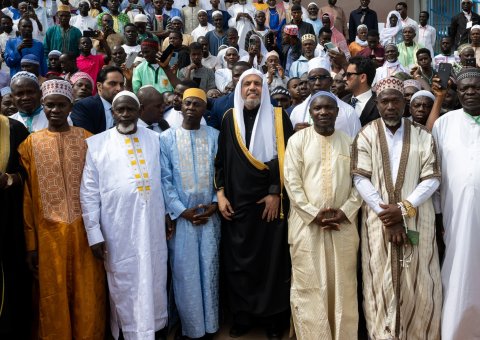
57, 4, 71, 12
112, 90, 140, 107
410, 90, 435, 103
11, 71, 38, 84
134, 14, 148, 23
70, 71, 94, 87
376, 77, 404, 95
284, 25, 298, 36
183, 88, 207, 103
21, 54, 40, 65
301, 34, 316, 43
41, 79, 74, 102
271, 86, 291, 98
48, 50, 62, 58
0, 87, 11, 96
403, 79, 422, 90
456, 67, 480, 81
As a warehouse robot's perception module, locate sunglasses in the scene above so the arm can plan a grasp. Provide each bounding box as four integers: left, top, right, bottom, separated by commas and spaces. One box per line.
308, 75, 331, 81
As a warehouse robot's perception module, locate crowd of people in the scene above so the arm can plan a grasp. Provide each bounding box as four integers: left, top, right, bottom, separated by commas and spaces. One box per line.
0, 0, 479, 339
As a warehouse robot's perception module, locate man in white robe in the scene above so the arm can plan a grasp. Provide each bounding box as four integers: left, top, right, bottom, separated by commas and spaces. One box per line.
227, 0, 255, 50
352, 77, 442, 340
285, 91, 362, 339
432, 68, 480, 340
372, 43, 407, 88
80, 91, 168, 340
290, 58, 361, 138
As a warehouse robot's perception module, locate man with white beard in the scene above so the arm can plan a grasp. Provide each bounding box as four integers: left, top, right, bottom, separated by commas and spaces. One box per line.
80, 91, 168, 340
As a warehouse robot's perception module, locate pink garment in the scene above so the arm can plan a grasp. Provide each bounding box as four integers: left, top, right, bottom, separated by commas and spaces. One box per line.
323, 12, 350, 58
76, 54, 105, 94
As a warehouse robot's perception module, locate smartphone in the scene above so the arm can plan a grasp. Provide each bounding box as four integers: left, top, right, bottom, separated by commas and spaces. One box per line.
437, 63, 452, 88
159, 44, 174, 63
169, 51, 178, 66
249, 36, 258, 48
125, 52, 138, 68
83, 30, 97, 38
324, 42, 339, 52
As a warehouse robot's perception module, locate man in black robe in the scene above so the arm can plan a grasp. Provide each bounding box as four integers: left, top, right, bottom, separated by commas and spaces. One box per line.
0, 115, 32, 339
215, 68, 293, 339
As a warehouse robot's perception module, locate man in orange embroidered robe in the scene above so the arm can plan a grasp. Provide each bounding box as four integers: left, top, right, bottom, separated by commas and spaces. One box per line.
18, 79, 106, 340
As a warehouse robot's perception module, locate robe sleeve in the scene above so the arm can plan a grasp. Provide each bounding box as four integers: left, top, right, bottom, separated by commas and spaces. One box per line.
18, 137, 37, 252
340, 186, 362, 225
80, 148, 105, 246
419, 130, 441, 181
214, 112, 227, 191
351, 128, 373, 179
4, 39, 21, 70
283, 132, 320, 226
159, 133, 187, 220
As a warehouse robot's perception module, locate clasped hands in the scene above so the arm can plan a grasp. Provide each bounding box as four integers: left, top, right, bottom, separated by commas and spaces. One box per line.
181, 203, 218, 226
378, 203, 408, 246
314, 208, 347, 231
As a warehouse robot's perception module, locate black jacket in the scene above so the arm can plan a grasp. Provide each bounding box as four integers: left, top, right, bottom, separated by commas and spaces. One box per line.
342, 92, 380, 126
71, 94, 107, 135
449, 11, 480, 49
348, 7, 378, 44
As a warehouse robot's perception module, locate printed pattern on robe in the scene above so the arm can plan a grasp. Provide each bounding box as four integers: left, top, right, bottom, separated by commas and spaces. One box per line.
124, 135, 151, 200
32, 128, 87, 224
175, 128, 211, 194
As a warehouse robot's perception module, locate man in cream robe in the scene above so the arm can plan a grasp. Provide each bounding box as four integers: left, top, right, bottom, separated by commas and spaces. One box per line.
80, 91, 168, 340
432, 68, 480, 339
352, 77, 442, 340
285, 91, 362, 340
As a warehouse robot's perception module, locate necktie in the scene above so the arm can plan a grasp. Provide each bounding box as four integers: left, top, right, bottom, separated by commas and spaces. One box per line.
350, 97, 358, 108
147, 125, 154, 130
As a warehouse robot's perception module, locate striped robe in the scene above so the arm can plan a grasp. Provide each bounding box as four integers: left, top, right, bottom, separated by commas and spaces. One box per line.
351, 118, 442, 340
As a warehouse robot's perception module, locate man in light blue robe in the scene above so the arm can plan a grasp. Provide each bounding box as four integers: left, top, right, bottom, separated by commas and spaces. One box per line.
160, 88, 220, 339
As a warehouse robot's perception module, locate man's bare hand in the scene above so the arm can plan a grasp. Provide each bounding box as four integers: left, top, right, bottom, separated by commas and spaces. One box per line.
166, 214, 176, 240
384, 223, 408, 246
218, 190, 234, 220
321, 208, 347, 231
90, 241, 106, 260
257, 194, 280, 222
378, 203, 403, 227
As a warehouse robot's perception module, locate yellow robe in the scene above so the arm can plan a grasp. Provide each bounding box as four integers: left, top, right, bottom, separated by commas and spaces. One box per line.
19, 127, 106, 340
284, 127, 362, 340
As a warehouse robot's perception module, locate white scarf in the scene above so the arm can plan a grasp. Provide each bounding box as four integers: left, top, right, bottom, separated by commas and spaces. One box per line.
355, 36, 368, 47
233, 68, 277, 163
380, 11, 402, 46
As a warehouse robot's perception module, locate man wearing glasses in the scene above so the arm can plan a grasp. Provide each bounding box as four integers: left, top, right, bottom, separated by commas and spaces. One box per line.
342, 55, 380, 126
290, 58, 360, 137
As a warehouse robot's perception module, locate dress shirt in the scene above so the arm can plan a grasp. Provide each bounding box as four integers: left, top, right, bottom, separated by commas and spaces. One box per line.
418, 25, 436, 57
137, 118, 163, 133
70, 15, 98, 32
100, 96, 114, 129
353, 120, 440, 214
352, 89, 372, 117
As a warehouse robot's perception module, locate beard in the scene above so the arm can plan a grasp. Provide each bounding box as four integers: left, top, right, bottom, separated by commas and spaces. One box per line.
244, 98, 261, 110
116, 122, 136, 134
383, 118, 401, 127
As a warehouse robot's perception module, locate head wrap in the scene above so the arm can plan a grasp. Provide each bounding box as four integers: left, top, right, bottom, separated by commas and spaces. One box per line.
234, 68, 277, 162
403, 79, 422, 90
307, 2, 318, 8
183, 88, 207, 103
212, 10, 223, 18
57, 4, 71, 12
0, 87, 11, 97
48, 50, 62, 58
112, 91, 140, 107
380, 10, 402, 46
284, 25, 299, 36
302, 33, 316, 43
266, 50, 280, 60
41, 79, 74, 102
21, 54, 40, 66
456, 67, 480, 81
410, 90, 435, 103
70, 71, 94, 87
271, 86, 291, 98
170, 16, 183, 23
458, 43, 473, 55
376, 77, 404, 95
357, 24, 368, 32
134, 14, 148, 23
308, 56, 331, 72
11, 71, 38, 85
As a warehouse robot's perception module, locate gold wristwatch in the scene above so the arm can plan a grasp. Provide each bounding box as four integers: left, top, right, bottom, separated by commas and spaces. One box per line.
402, 200, 417, 218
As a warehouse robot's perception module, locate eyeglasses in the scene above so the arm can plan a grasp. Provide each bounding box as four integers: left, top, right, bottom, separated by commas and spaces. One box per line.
308, 75, 331, 82
345, 72, 361, 78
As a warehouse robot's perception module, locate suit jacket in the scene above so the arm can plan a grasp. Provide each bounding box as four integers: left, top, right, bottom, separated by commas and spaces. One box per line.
348, 7, 378, 44
71, 94, 107, 135
449, 11, 480, 49
342, 92, 379, 127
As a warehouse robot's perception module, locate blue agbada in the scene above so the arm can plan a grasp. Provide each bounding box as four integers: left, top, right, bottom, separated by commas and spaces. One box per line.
160, 125, 220, 338
4, 38, 48, 77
